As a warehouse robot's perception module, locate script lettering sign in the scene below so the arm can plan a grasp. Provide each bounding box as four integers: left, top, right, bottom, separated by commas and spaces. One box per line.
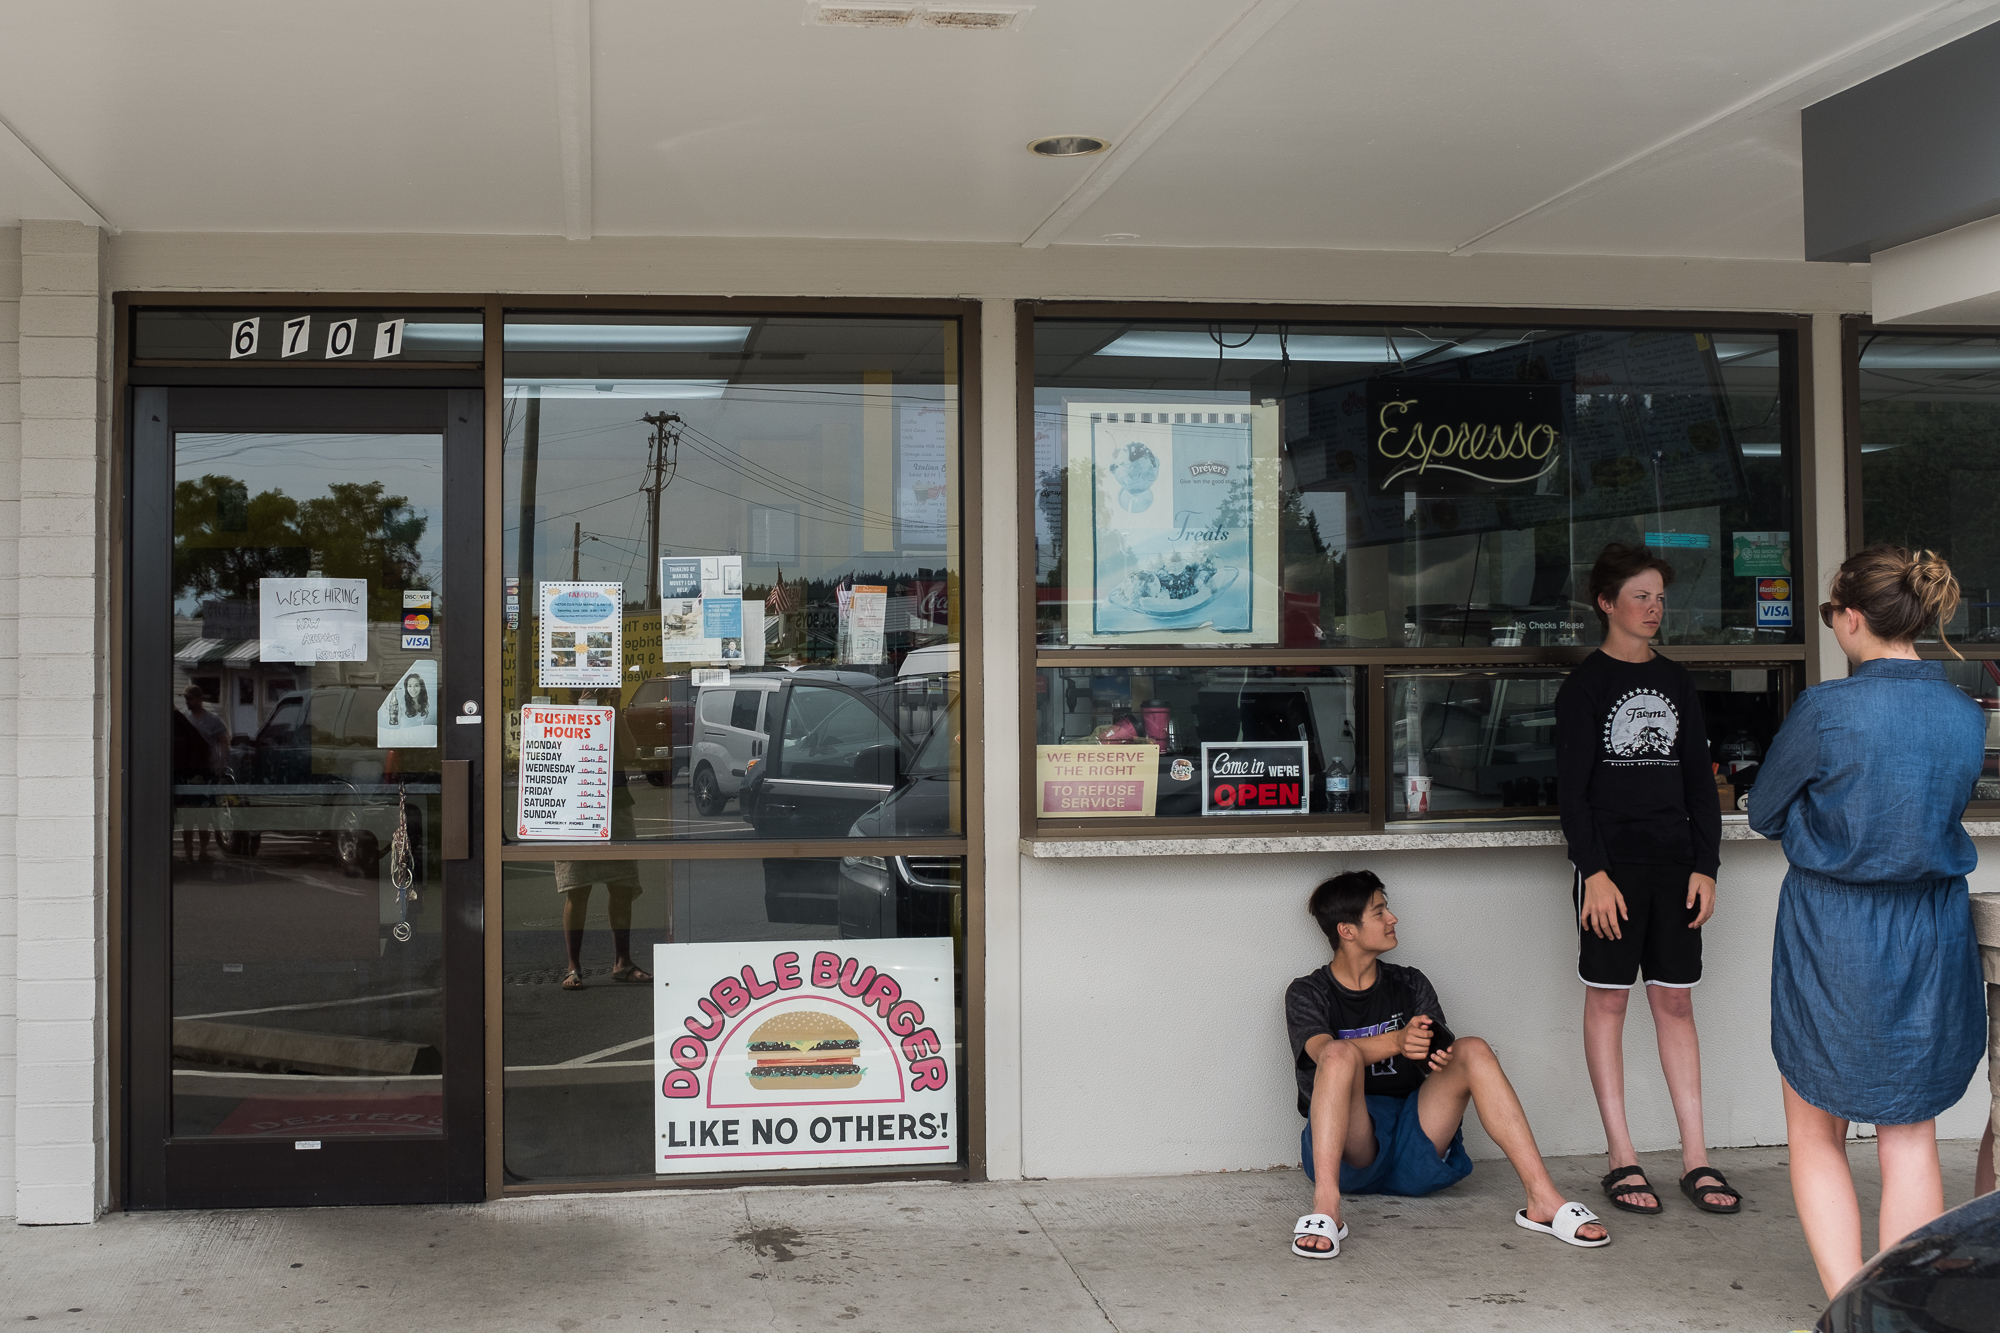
1366, 378, 1564, 492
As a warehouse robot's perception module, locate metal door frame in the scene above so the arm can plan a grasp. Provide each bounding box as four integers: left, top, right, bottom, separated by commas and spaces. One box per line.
122, 383, 486, 1208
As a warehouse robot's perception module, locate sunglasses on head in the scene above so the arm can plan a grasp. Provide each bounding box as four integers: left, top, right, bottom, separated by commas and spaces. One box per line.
1818, 601, 1843, 628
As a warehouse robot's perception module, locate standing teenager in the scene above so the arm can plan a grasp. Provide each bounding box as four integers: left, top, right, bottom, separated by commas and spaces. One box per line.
1554, 544, 1738, 1218
1750, 546, 1986, 1297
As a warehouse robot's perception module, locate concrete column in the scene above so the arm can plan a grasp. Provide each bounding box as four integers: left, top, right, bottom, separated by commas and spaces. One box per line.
1809, 310, 1850, 684
977, 298, 1022, 1180
0, 228, 20, 1216
1974, 894, 1999, 1147
13, 221, 107, 1224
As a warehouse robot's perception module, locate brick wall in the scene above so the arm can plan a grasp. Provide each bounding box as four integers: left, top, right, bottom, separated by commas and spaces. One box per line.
0, 228, 19, 1215
11, 221, 107, 1224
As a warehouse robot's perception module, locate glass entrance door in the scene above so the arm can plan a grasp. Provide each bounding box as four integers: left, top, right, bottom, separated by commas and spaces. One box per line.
126, 386, 484, 1207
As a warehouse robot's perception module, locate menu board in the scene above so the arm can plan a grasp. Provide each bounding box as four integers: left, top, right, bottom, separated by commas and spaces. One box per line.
516, 705, 615, 840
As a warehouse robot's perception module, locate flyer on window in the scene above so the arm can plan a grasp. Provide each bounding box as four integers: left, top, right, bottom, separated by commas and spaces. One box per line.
652, 937, 956, 1174
539, 582, 623, 688
1061, 403, 1280, 645
516, 704, 615, 840
658, 556, 745, 663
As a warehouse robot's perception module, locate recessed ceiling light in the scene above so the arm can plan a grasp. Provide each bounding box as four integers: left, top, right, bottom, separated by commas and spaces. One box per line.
1101, 233, 1140, 243
808, 2, 1029, 28
1030, 135, 1109, 158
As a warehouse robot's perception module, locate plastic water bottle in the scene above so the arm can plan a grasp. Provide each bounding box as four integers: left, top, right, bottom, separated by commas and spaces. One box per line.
1326, 758, 1351, 813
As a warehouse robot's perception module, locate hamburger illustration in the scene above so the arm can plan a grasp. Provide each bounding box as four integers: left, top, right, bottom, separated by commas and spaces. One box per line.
744, 1010, 864, 1090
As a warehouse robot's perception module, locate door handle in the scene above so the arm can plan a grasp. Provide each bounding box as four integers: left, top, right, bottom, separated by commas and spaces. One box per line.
442, 759, 471, 860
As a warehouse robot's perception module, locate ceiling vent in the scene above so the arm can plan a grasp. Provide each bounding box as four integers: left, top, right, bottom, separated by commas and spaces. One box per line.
808, 3, 1030, 29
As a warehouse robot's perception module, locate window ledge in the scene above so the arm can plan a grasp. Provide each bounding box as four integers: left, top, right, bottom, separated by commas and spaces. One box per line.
1022, 817, 2000, 859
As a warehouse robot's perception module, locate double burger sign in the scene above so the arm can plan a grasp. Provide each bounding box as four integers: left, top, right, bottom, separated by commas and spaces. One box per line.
652, 938, 956, 1173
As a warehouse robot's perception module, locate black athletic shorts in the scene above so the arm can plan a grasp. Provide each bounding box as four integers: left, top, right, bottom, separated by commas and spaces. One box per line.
1574, 861, 1702, 989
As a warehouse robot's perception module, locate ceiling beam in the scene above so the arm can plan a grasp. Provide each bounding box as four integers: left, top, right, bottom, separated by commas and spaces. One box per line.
552, 0, 594, 241
1019, 0, 1298, 250
0, 107, 112, 232
1450, 0, 2000, 256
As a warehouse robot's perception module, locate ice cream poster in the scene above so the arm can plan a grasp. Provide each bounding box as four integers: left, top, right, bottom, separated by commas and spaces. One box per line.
1063, 403, 1280, 645
652, 937, 956, 1173
539, 581, 622, 688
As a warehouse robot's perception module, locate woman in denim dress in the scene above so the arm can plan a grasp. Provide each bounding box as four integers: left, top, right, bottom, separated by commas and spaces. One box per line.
1749, 546, 1987, 1297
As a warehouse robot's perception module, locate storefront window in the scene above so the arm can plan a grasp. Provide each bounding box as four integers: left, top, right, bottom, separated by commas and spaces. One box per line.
1034, 320, 1798, 649
1855, 332, 2000, 647
1032, 666, 1364, 820
1028, 313, 1805, 835
1385, 666, 1793, 819
501, 315, 962, 843
500, 855, 964, 1183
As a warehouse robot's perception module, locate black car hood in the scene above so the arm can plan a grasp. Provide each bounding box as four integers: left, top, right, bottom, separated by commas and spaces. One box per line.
1822, 1187, 2000, 1332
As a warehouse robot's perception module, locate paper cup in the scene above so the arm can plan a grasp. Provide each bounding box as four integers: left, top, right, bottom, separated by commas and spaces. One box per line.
1404, 775, 1432, 814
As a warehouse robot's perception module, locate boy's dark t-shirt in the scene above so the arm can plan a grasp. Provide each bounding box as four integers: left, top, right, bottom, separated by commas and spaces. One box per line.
1285, 961, 1448, 1116
1554, 649, 1721, 880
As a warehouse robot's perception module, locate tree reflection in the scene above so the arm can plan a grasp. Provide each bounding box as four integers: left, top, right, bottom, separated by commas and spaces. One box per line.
174, 475, 430, 618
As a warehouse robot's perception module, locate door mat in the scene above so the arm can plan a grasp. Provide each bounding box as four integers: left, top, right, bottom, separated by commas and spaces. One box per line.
211, 1093, 445, 1137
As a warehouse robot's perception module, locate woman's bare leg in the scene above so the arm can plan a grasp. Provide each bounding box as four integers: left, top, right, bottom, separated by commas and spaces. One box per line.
1875, 1119, 1944, 1253
1784, 1077, 1862, 1298
1976, 1121, 1995, 1198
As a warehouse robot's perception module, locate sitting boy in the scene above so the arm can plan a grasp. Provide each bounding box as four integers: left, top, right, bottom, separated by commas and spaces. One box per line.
1285, 870, 1610, 1258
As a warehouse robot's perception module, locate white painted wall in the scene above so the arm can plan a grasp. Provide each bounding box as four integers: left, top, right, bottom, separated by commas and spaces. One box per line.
11, 221, 107, 1224
0, 227, 19, 1215
1018, 840, 1999, 1179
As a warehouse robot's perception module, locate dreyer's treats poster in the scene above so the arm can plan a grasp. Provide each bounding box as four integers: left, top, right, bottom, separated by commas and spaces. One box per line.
539, 581, 622, 688
652, 938, 956, 1173
1063, 403, 1280, 645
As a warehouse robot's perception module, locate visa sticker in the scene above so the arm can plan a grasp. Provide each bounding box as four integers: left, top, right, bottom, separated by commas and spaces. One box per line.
1755, 577, 1792, 627
402, 633, 433, 650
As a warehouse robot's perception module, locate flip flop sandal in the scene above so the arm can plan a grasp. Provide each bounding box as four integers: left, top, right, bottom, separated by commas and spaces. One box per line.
1679, 1167, 1742, 1214
1514, 1202, 1611, 1248
611, 965, 652, 984
561, 969, 585, 991
1291, 1213, 1348, 1259
1600, 1165, 1663, 1215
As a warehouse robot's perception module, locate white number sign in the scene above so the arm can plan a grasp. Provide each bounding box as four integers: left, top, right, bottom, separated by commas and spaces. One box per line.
373, 318, 406, 359
325, 318, 358, 358
229, 318, 260, 359
281, 315, 312, 358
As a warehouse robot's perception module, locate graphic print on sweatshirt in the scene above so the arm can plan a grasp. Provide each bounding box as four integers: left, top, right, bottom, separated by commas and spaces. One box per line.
1603, 689, 1680, 765
1339, 1012, 1408, 1077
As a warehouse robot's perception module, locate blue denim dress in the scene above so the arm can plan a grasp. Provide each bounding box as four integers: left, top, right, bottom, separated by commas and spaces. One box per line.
1748, 658, 1987, 1124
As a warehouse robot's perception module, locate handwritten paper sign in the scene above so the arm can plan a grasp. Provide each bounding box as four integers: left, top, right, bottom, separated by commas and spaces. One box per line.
259, 577, 368, 662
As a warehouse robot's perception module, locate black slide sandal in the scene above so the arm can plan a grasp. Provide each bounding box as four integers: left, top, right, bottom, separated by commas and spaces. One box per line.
1600, 1166, 1662, 1215
1679, 1167, 1742, 1214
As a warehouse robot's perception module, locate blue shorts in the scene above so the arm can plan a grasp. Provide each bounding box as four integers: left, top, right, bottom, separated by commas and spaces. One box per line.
1301, 1092, 1474, 1198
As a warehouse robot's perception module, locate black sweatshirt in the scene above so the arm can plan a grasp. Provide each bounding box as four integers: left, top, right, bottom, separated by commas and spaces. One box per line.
1554, 650, 1721, 880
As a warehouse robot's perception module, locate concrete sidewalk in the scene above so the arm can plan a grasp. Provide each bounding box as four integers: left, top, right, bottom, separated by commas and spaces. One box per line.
1, 1142, 1985, 1332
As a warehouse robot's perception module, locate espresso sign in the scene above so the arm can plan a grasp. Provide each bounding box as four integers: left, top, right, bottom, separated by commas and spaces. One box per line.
1200, 741, 1310, 816
1367, 378, 1563, 492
